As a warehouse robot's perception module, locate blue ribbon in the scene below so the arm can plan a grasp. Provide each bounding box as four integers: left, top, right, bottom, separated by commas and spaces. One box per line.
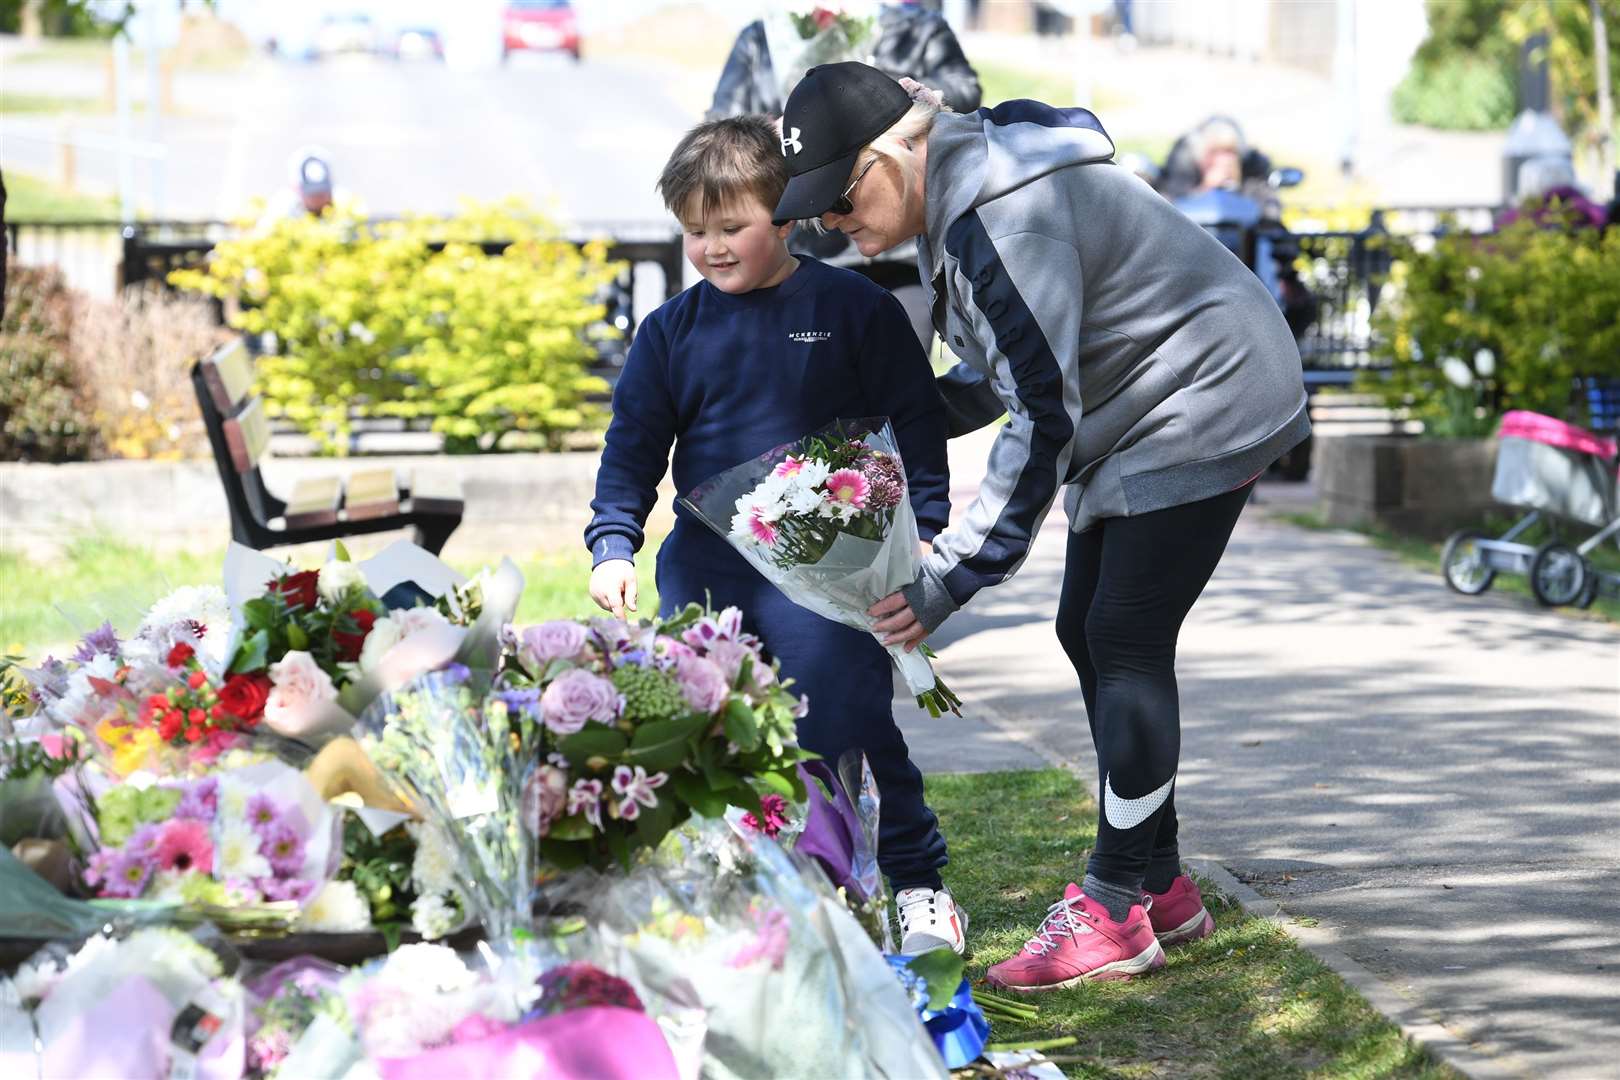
885, 955, 990, 1068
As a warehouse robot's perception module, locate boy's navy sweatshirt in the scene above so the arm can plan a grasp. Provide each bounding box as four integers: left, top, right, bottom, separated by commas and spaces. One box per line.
587, 257, 950, 575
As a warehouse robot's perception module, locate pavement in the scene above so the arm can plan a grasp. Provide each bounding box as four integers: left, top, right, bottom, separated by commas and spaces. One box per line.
897, 431, 1620, 1078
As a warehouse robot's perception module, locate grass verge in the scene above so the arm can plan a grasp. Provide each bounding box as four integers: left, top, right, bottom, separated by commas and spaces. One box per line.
1277, 511, 1619, 624
3, 171, 120, 221
1, 534, 664, 659
930, 769, 1458, 1079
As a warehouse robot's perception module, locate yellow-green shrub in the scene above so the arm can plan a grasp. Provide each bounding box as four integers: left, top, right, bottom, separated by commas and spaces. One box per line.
170, 199, 624, 454
1365, 221, 1620, 436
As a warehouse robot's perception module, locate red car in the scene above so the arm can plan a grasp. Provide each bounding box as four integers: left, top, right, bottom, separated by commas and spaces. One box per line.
502, 0, 581, 62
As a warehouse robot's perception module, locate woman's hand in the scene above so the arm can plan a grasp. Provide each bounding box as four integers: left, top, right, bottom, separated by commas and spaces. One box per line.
868, 591, 928, 652
589, 559, 638, 621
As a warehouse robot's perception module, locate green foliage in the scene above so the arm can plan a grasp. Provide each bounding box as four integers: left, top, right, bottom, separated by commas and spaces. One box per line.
1364, 220, 1620, 433
1395, 0, 1620, 144
1391, 54, 1516, 130
1, 264, 96, 462
169, 199, 624, 455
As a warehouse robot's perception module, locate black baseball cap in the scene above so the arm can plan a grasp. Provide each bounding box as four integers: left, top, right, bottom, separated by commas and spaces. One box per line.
772, 62, 912, 225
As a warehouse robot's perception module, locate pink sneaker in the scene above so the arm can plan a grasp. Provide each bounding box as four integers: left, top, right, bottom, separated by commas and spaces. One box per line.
984, 883, 1165, 991
1145, 874, 1215, 948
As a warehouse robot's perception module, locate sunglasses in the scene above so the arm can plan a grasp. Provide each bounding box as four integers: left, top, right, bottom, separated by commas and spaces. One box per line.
828, 157, 877, 217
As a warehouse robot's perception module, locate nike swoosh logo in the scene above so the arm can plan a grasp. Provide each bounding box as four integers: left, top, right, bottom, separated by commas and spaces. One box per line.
1104, 773, 1175, 831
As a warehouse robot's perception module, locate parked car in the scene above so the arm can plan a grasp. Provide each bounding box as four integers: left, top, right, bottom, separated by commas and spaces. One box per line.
391, 26, 444, 62
311, 13, 378, 58
502, 0, 581, 62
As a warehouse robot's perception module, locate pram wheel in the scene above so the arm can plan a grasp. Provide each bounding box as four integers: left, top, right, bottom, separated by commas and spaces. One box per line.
1529, 542, 1590, 607
1442, 530, 1495, 595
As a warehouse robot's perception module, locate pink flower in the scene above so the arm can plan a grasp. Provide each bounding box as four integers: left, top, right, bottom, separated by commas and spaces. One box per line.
518, 620, 589, 669
652, 634, 695, 669
39, 734, 68, 759
263, 651, 339, 735
540, 670, 622, 735
825, 469, 869, 510
153, 819, 213, 874
522, 765, 569, 837
610, 765, 667, 822
747, 506, 779, 546
728, 906, 791, 970
567, 778, 605, 829
674, 655, 729, 714
771, 456, 804, 479
261, 823, 305, 876
740, 793, 791, 838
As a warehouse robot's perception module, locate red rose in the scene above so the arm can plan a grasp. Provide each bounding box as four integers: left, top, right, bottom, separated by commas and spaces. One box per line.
184, 726, 203, 743
187, 670, 209, 690
333, 608, 378, 663
218, 674, 272, 722
166, 642, 196, 668
812, 7, 837, 30
158, 713, 182, 741
269, 570, 321, 612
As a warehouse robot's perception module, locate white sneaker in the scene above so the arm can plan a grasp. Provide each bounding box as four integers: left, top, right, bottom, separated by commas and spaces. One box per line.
896, 887, 968, 955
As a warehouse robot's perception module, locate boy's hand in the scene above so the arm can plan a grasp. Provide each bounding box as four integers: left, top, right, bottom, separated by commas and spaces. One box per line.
589, 559, 638, 620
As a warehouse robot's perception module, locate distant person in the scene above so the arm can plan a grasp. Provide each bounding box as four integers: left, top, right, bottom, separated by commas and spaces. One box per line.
1172, 121, 1281, 300
256, 149, 354, 229
584, 115, 968, 956
1496, 156, 1607, 232
707, 1, 981, 347
708, 2, 981, 119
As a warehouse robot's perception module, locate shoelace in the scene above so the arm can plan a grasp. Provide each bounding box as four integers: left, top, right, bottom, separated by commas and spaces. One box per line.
1023, 893, 1153, 956
897, 891, 938, 933
1023, 895, 1095, 956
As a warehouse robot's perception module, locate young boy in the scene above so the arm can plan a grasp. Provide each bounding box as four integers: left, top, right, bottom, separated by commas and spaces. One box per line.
585, 115, 966, 954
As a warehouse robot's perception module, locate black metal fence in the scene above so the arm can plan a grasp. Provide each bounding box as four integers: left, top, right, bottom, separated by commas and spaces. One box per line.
8, 210, 1507, 384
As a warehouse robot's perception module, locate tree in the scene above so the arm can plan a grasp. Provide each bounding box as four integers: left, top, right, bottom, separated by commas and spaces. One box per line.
1397, 0, 1620, 193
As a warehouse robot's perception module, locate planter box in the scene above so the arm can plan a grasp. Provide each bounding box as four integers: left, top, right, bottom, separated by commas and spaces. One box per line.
1315, 435, 1498, 539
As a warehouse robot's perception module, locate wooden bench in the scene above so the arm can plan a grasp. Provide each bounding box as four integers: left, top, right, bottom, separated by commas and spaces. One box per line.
192, 340, 464, 554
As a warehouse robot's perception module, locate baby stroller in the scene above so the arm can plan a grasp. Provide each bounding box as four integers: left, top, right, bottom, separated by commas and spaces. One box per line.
1442, 411, 1620, 607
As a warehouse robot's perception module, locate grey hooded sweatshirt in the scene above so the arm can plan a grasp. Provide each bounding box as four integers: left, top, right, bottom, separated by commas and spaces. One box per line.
901, 100, 1311, 633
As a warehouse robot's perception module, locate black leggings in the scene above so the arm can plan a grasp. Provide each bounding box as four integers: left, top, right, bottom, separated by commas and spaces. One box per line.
1055, 484, 1252, 895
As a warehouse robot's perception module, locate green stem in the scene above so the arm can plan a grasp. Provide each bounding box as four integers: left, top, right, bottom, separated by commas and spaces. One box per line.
984, 1036, 1080, 1053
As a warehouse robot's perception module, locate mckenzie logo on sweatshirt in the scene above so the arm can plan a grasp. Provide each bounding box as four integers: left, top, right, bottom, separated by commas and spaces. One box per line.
788, 330, 832, 343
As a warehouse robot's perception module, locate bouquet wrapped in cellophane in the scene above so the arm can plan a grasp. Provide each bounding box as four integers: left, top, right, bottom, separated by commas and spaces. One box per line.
680, 417, 961, 715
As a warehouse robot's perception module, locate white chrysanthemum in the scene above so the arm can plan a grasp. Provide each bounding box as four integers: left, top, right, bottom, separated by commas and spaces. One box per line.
785, 486, 823, 516
141, 585, 231, 665
317, 560, 367, 604
215, 778, 252, 822
214, 821, 272, 881
410, 893, 458, 940
795, 458, 831, 489
298, 880, 371, 932
408, 821, 458, 896
379, 943, 475, 993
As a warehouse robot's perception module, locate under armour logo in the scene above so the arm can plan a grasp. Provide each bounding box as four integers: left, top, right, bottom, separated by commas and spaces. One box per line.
781, 127, 803, 155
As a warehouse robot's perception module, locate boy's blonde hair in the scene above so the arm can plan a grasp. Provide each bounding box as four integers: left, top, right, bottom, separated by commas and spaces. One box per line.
657, 115, 789, 221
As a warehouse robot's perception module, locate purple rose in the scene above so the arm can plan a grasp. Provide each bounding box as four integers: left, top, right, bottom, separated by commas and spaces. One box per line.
675, 655, 729, 715
519, 620, 590, 668
540, 669, 622, 734
702, 639, 751, 684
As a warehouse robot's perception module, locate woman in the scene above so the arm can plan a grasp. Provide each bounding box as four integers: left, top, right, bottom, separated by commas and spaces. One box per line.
771, 62, 1309, 989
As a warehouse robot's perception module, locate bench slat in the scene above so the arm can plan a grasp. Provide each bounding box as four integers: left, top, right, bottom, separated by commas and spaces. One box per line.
222, 397, 272, 473
407, 471, 465, 515
201, 346, 255, 414
284, 475, 343, 528
343, 468, 401, 521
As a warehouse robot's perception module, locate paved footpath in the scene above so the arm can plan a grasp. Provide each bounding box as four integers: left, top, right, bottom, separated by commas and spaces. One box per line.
898, 433, 1619, 1078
